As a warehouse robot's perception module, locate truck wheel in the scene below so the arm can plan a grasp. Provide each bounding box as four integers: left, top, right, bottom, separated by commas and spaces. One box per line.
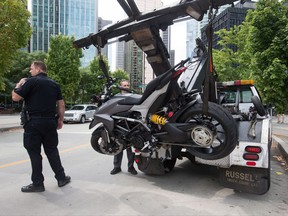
80, 115, 86, 123
91, 127, 123, 155
179, 102, 238, 160
251, 96, 266, 116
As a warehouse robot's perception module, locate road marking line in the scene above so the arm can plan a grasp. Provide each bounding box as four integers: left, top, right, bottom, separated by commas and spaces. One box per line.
59, 144, 89, 153
0, 144, 89, 169
0, 159, 30, 169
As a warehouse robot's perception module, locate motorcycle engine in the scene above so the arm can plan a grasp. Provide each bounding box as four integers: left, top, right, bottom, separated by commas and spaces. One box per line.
129, 130, 154, 152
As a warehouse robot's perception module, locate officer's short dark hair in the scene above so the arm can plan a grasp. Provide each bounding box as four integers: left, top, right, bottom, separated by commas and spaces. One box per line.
32, 61, 47, 72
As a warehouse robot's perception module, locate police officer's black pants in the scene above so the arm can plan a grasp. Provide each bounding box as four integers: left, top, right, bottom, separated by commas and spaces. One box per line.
23, 118, 65, 186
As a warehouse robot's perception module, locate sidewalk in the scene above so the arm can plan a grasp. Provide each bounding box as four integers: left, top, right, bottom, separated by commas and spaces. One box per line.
272, 116, 288, 161
0, 114, 287, 161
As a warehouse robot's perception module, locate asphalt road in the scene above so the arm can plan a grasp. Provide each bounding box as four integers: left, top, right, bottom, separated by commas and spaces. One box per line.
0, 122, 287, 216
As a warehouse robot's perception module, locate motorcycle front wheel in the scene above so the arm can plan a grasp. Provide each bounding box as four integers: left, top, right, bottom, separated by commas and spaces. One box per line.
91, 126, 123, 155
179, 102, 238, 160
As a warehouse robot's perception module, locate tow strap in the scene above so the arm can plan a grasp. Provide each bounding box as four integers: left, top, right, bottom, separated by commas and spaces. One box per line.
202, 3, 218, 114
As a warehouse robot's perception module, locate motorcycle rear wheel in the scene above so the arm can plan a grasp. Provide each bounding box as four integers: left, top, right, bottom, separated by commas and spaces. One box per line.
179, 102, 238, 160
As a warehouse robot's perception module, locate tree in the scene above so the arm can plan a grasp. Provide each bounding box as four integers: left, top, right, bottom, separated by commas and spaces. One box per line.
76, 66, 99, 104
0, 0, 31, 90
243, 0, 288, 112
0, 51, 47, 106
46, 35, 83, 103
112, 69, 129, 82
213, 25, 253, 81
213, 26, 241, 81
90, 55, 110, 95
213, 0, 288, 112
8, 51, 47, 84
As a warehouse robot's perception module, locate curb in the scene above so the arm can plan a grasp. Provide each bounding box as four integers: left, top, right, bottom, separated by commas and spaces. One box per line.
0, 126, 23, 133
272, 135, 288, 161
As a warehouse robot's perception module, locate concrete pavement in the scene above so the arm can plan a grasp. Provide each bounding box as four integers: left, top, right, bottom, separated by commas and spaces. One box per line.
0, 113, 23, 133
0, 113, 287, 161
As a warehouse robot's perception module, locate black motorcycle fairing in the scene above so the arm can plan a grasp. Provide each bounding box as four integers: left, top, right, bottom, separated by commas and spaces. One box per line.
119, 68, 174, 106
168, 95, 200, 123
117, 94, 142, 105
89, 98, 134, 130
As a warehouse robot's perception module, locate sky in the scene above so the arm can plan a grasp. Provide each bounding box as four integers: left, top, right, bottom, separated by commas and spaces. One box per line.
98, 0, 187, 69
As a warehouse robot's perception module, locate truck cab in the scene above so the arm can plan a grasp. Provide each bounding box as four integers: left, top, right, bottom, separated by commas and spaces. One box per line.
217, 80, 264, 117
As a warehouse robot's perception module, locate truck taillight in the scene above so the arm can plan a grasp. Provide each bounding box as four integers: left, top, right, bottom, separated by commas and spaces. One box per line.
243, 153, 259, 161
243, 146, 262, 166
246, 161, 256, 166
245, 146, 262, 153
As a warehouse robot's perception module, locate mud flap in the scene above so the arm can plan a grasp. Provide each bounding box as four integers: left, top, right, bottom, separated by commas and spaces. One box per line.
135, 155, 165, 175
219, 166, 270, 195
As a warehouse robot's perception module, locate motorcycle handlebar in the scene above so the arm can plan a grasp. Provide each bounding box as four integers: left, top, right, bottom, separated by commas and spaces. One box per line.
117, 86, 133, 93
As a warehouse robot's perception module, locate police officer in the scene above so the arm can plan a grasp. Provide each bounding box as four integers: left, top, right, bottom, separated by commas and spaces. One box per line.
12, 61, 70, 192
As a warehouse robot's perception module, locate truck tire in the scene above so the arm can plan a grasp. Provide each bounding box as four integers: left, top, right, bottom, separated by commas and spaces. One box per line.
179, 102, 238, 160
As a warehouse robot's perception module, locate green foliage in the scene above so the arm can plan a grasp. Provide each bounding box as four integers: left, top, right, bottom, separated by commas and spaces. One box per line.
112, 69, 129, 82
90, 55, 111, 95
213, 0, 288, 112
213, 25, 251, 81
0, 0, 31, 90
46, 35, 83, 102
9, 51, 47, 83
89, 56, 130, 98
111, 68, 129, 95
75, 66, 98, 104
0, 51, 47, 105
247, 0, 288, 112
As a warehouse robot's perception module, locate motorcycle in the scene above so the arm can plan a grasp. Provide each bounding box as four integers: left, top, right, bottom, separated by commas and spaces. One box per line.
89, 39, 238, 175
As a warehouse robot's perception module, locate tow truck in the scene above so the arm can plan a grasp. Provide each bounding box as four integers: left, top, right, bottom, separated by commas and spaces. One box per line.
186, 79, 272, 194
73, 0, 272, 194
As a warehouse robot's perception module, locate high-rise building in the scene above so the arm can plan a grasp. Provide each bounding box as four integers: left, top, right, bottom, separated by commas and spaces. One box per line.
186, 3, 230, 57
200, 0, 256, 50
123, 0, 166, 92
116, 41, 125, 70
98, 18, 112, 58
186, 19, 199, 58
28, 0, 98, 66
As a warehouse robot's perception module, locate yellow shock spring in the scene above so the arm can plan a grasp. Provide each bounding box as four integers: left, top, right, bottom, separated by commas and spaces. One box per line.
150, 114, 167, 125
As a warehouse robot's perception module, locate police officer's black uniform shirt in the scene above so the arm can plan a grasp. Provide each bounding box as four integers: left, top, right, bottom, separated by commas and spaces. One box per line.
15, 73, 63, 115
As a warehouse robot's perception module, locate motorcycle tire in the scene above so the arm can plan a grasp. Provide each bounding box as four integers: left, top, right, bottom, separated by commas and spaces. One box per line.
251, 96, 266, 117
91, 127, 123, 155
179, 102, 238, 160
91, 127, 105, 154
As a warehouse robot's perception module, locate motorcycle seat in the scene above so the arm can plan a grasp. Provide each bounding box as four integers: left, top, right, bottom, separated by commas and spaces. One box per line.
118, 94, 142, 105
118, 70, 172, 106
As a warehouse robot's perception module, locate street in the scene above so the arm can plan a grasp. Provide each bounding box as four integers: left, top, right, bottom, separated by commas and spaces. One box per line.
0, 122, 287, 216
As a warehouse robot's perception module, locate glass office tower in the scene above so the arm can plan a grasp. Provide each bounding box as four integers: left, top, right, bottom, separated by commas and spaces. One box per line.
29, 0, 98, 66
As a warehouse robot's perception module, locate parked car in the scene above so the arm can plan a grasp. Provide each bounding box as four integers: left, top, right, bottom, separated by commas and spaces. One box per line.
64, 104, 97, 123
